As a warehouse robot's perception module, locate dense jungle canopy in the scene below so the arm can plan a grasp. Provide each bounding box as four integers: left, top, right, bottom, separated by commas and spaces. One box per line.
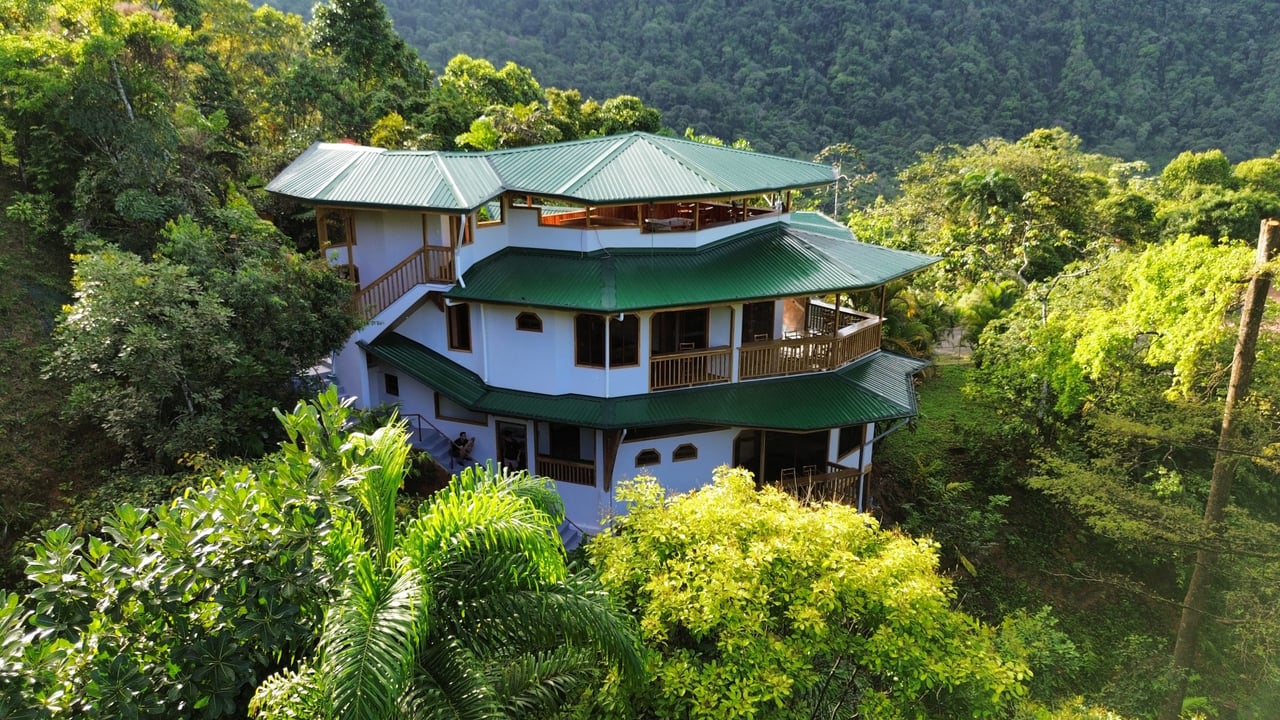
3, 0, 1280, 717
258, 0, 1280, 176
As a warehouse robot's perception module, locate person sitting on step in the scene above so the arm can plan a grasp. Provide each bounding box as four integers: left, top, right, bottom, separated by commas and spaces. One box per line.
450, 431, 476, 467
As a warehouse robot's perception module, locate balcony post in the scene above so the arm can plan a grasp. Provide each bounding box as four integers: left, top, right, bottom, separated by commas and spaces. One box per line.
730, 305, 741, 382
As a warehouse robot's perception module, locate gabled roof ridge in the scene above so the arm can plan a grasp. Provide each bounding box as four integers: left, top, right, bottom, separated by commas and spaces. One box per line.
480, 131, 645, 157
431, 152, 470, 211
551, 134, 632, 196
638, 135, 732, 191
269, 134, 839, 209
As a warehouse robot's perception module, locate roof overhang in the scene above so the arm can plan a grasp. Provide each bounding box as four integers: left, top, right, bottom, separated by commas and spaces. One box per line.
361, 332, 928, 432
266, 133, 839, 211
445, 221, 940, 312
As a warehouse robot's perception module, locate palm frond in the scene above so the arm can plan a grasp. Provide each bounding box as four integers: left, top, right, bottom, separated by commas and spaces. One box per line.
320, 553, 426, 720
408, 638, 504, 720
437, 571, 643, 684
248, 665, 329, 719
345, 423, 413, 562
435, 463, 565, 525
402, 489, 566, 587
489, 647, 603, 718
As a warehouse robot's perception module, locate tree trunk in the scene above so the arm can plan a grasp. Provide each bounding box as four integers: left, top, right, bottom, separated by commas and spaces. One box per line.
1159, 219, 1279, 720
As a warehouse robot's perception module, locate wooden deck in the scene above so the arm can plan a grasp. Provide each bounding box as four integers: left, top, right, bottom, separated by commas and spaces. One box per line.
739, 319, 881, 380
647, 319, 881, 390
775, 462, 868, 505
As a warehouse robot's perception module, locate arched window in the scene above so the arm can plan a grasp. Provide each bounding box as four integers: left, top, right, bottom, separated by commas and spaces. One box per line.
635, 448, 661, 467
672, 443, 698, 462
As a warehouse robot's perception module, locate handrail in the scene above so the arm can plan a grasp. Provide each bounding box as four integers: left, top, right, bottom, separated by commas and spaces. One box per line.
535, 455, 595, 487
777, 462, 867, 504
398, 412, 452, 451
738, 320, 881, 380
425, 246, 456, 283
353, 248, 427, 320
805, 303, 877, 335
649, 347, 733, 390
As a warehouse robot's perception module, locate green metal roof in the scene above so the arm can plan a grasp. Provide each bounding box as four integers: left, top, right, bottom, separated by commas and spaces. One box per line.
265, 143, 505, 212
266, 133, 837, 210
446, 222, 938, 311
484, 133, 835, 202
788, 211, 857, 239
361, 332, 927, 431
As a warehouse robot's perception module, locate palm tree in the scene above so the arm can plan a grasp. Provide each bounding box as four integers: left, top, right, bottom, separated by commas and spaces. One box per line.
251, 421, 641, 720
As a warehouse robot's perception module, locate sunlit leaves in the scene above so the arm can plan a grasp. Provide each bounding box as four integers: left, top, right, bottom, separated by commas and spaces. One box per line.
850, 128, 1116, 298
592, 468, 1026, 719
1070, 235, 1253, 398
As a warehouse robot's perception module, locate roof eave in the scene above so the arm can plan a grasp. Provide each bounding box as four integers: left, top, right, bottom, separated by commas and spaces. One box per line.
273, 194, 502, 215
498, 181, 835, 207
361, 334, 926, 432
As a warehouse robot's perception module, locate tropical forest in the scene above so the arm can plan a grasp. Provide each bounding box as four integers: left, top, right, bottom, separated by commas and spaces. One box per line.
0, 0, 1278, 718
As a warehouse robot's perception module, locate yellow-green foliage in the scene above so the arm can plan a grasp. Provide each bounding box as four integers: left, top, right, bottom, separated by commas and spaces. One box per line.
1070, 235, 1254, 397
589, 467, 1027, 719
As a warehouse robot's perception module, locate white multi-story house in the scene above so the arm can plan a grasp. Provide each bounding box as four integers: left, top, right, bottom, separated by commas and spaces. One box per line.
268, 132, 936, 533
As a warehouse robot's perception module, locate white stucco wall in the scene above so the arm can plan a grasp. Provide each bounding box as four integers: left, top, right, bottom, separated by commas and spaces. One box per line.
349, 205, 790, 300
615, 427, 740, 496
332, 343, 370, 405
350, 211, 400, 284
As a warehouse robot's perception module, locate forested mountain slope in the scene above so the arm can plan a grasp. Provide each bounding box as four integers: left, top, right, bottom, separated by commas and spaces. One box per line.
264, 0, 1280, 172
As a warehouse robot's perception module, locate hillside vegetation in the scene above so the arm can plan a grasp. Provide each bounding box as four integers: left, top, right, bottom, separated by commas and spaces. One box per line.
4, 0, 1280, 716
265, 0, 1280, 175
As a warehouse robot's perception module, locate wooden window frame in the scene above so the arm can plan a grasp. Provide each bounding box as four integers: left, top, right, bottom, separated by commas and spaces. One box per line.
837, 424, 866, 460
575, 314, 639, 368
449, 214, 474, 247
477, 197, 505, 227
435, 392, 487, 425
317, 207, 357, 249
610, 314, 640, 367
384, 373, 399, 397
575, 314, 605, 367
447, 303, 472, 352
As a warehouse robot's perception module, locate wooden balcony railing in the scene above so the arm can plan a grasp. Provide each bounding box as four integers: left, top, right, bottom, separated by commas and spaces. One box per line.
649, 347, 733, 391
776, 462, 868, 504
425, 246, 456, 283
536, 456, 596, 487
739, 320, 881, 380
353, 246, 456, 320
806, 303, 875, 335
